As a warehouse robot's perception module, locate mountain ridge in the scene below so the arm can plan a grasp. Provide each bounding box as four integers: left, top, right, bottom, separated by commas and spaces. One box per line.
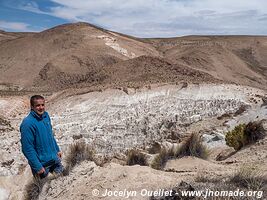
0, 22, 266, 92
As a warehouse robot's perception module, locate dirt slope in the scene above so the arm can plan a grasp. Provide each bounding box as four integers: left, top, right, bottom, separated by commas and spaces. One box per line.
1, 23, 266, 92
0, 30, 34, 44
0, 23, 158, 91
147, 36, 267, 89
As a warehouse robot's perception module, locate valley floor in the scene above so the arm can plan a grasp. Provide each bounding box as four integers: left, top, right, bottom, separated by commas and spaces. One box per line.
0, 83, 266, 199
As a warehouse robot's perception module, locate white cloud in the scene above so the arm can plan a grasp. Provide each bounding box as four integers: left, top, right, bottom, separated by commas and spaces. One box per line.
15, 0, 267, 37
0, 20, 32, 31
19, 1, 47, 15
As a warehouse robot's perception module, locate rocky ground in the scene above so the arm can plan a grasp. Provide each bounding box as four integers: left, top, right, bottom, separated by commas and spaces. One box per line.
1, 23, 267, 200
0, 83, 266, 200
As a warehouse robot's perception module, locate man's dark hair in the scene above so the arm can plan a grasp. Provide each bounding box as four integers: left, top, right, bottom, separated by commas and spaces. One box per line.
30, 95, 45, 106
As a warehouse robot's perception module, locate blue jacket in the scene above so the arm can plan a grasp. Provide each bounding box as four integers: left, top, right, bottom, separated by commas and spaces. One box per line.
20, 110, 60, 173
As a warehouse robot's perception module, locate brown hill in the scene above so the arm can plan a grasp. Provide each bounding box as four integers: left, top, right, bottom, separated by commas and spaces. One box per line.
147, 36, 267, 89
0, 22, 159, 91
0, 23, 266, 92
0, 30, 34, 44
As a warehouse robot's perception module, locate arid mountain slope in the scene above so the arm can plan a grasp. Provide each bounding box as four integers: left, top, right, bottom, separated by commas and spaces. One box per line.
0, 23, 267, 92
147, 36, 267, 89
0, 30, 34, 43
0, 23, 158, 91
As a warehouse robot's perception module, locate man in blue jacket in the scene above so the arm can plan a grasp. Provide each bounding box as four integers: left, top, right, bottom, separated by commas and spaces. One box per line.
20, 95, 63, 178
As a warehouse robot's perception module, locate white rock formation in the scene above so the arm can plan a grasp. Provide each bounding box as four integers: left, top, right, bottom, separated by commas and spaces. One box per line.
97, 35, 136, 58
0, 188, 9, 200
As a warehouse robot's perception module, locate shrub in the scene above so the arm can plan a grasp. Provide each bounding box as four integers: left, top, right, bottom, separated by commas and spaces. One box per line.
230, 166, 266, 190
126, 149, 147, 166
63, 141, 95, 175
225, 124, 246, 150
175, 133, 209, 159
225, 121, 265, 150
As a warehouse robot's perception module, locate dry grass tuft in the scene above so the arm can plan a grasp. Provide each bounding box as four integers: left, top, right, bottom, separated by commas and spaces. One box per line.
245, 121, 265, 143
151, 133, 209, 170
63, 141, 95, 176
24, 177, 46, 200
148, 142, 161, 154
195, 172, 222, 184
234, 104, 248, 116
175, 133, 209, 159
195, 173, 212, 183
150, 148, 170, 170
126, 149, 148, 166
217, 113, 232, 120
230, 166, 267, 190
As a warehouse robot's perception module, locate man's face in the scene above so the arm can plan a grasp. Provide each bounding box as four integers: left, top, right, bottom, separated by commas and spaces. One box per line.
31, 98, 45, 116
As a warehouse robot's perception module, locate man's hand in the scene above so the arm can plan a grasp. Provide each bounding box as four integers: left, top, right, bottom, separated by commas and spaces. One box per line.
57, 152, 62, 159
37, 167, 45, 175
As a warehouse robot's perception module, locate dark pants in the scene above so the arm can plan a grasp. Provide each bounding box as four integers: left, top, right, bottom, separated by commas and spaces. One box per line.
35, 158, 64, 179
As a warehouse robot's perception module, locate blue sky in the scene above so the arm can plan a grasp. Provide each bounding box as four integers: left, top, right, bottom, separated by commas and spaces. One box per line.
0, 0, 267, 37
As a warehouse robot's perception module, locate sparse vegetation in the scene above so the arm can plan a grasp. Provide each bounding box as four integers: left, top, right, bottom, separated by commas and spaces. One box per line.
225, 124, 246, 150
150, 148, 177, 170
234, 104, 249, 116
150, 181, 195, 200
245, 121, 265, 143
230, 166, 266, 190
152, 171, 266, 200
63, 141, 95, 176
72, 134, 83, 140
195, 173, 212, 183
217, 113, 232, 120
24, 141, 96, 199
150, 133, 209, 170
195, 172, 222, 184
0, 117, 14, 132
24, 177, 47, 200
151, 148, 170, 170
175, 133, 209, 159
148, 142, 161, 154
225, 121, 265, 150
126, 149, 148, 166
261, 96, 267, 107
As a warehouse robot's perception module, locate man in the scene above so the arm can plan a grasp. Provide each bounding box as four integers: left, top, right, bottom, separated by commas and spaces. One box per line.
20, 95, 63, 179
